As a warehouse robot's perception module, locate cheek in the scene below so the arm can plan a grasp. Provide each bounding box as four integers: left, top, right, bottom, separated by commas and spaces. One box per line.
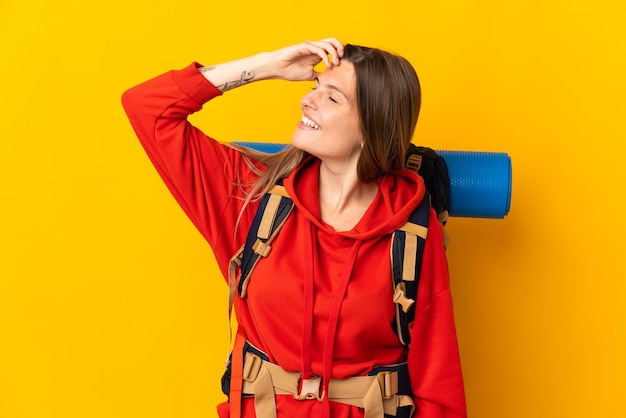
344, 116, 364, 146
331, 108, 359, 131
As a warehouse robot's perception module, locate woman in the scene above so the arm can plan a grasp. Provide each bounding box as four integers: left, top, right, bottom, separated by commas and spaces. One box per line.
122, 38, 466, 418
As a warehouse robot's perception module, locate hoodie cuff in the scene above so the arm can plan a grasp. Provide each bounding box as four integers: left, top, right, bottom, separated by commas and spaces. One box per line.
171, 62, 223, 105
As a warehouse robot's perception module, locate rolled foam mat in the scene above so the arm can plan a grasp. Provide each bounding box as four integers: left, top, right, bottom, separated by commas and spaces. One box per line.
232, 142, 512, 219
437, 150, 511, 219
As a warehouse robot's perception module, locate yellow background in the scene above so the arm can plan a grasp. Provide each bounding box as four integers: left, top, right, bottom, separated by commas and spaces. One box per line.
1, 1, 625, 417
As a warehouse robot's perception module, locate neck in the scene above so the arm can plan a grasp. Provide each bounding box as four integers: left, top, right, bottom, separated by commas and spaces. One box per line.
318, 162, 378, 231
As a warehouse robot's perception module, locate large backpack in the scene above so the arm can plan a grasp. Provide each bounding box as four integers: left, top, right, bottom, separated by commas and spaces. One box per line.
223, 147, 450, 417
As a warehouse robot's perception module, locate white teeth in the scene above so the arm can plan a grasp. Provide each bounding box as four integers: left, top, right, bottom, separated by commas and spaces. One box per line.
302, 115, 322, 130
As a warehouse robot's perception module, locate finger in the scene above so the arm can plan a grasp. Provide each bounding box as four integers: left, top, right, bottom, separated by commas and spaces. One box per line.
305, 39, 341, 67
309, 69, 321, 81
320, 37, 344, 65
312, 38, 342, 65
302, 40, 334, 67
319, 37, 344, 59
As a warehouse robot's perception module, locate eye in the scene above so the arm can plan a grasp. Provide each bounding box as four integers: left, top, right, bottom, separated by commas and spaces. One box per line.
329, 96, 338, 103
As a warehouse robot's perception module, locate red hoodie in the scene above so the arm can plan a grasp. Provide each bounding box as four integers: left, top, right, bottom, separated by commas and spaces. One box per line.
122, 62, 467, 418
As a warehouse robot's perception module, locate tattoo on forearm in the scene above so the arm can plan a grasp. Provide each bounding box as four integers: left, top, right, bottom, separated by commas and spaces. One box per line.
199, 66, 216, 73
216, 70, 256, 92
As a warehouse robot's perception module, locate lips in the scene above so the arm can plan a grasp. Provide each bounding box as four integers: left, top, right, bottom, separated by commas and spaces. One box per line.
301, 115, 322, 130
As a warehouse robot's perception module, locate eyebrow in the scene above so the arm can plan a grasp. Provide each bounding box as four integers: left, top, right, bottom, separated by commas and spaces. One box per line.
314, 77, 349, 101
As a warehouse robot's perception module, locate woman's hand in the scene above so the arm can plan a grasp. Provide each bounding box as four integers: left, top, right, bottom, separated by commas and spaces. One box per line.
198, 38, 344, 92
269, 38, 344, 81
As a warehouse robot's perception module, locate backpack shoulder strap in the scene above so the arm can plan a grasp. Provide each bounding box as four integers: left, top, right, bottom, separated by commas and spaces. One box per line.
390, 192, 431, 346
236, 179, 295, 298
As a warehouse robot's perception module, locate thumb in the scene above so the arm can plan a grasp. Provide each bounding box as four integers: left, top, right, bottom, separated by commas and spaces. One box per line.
308, 69, 321, 81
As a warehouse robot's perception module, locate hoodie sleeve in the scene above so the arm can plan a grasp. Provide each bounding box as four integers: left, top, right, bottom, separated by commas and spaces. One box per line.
121, 63, 256, 279
408, 208, 467, 417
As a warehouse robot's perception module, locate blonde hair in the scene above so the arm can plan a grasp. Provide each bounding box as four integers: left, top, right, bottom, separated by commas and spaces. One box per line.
228, 143, 306, 205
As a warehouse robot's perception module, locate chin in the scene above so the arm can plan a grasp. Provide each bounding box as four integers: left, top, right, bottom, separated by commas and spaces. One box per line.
292, 130, 325, 159
291, 132, 308, 153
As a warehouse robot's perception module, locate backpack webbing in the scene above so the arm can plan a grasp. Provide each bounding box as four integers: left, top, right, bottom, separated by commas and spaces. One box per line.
234, 182, 431, 346
238, 179, 294, 298
390, 192, 430, 345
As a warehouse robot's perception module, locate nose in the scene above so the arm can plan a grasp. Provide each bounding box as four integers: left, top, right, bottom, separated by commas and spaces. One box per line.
300, 89, 319, 110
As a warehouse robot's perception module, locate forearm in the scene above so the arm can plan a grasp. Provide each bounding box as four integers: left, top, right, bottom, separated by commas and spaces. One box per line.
198, 52, 277, 92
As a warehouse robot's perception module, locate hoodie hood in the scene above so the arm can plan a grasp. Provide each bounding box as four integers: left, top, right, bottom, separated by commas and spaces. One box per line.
284, 156, 427, 238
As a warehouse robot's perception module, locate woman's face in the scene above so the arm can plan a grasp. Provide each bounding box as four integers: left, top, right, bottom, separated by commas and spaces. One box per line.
291, 61, 364, 168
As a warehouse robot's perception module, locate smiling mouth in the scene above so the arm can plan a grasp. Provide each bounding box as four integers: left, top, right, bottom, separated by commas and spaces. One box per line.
301, 115, 322, 130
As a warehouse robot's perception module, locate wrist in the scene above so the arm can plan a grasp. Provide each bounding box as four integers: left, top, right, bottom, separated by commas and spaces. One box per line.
246, 51, 278, 81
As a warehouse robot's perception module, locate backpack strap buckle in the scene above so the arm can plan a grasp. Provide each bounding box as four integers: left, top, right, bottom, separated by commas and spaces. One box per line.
252, 239, 272, 257
242, 352, 263, 382
294, 376, 324, 402
376, 371, 398, 400
393, 282, 415, 313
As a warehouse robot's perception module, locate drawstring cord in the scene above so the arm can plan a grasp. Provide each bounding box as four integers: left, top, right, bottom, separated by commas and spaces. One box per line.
299, 219, 363, 418
321, 239, 362, 418
300, 222, 316, 380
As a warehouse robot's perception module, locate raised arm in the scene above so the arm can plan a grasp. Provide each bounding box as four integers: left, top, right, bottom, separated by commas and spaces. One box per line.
121, 38, 344, 278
